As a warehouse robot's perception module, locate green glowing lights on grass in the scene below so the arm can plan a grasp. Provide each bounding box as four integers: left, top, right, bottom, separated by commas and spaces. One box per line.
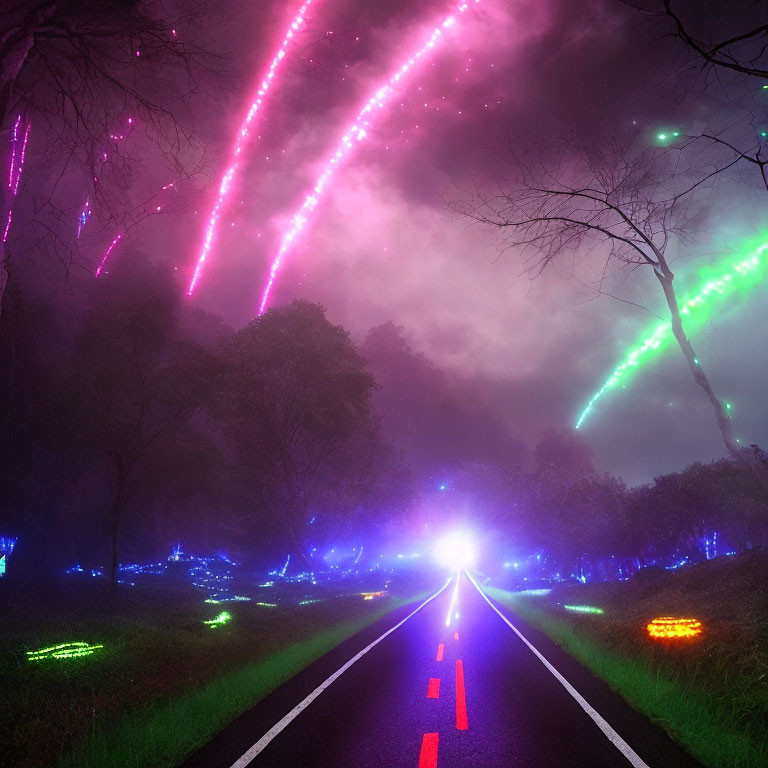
204, 595, 251, 604
26, 642, 104, 661
255, 602, 277, 607
298, 598, 322, 605
202, 611, 232, 628
576, 238, 768, 429
563, 604, 605, 614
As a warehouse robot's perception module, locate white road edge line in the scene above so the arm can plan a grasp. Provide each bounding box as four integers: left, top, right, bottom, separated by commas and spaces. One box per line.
465, 570, 651, 768
228, 579, 452, 768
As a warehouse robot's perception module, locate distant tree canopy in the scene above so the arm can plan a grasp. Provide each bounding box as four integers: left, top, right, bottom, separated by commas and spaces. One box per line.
215, 301, 406, 559
361, 321, 525, 482
0, 262, 410, 581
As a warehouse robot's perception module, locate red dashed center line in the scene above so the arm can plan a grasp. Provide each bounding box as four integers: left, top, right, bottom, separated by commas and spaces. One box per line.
436, 643, 444, 662
455, 659, 468, 730
418, 732, 439, 768
427, 677, 441, 698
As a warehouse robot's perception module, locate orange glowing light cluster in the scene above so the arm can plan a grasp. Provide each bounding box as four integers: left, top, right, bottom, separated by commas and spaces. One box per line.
360, 591, 387, 600
646, 617, 702, 639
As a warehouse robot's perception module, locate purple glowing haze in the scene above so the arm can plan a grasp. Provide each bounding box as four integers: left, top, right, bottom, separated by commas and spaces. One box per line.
5, 0, 765, 485
177, 0, 768, 483
257, 0, 480, 315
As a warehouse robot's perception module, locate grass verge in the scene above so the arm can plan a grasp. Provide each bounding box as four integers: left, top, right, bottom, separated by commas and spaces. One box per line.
1, 576, 432, 768
55, 597, 422, 768
484, 549, 768, 768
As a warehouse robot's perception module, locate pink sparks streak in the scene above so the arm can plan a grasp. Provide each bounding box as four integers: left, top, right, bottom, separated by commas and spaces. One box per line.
187, 0, 314, 296
12, 121, 31, 195
257, 1, 479, 315
2, 210, 12, 243
7, 114, 21, 190
95, 233, 123, 276
4, 115, 30, 243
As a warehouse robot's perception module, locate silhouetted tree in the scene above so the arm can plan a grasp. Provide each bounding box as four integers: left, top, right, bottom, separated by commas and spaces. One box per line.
455, 128, 768, 492
1, 0, 226, 308
216, 301, 391, 559
75, 256, 221, 586
655, 0, 768, 79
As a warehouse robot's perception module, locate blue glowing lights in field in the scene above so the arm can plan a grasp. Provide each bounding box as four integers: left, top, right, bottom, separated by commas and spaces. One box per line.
0, 536, 17, 578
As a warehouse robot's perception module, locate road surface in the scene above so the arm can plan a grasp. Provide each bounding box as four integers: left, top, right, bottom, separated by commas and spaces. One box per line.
183, 572, 701, 768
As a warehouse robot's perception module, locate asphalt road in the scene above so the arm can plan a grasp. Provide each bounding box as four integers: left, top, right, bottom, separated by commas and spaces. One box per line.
183, 572, 703, 768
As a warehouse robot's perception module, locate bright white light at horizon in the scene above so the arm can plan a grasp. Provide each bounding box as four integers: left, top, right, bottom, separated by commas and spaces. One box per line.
434, 532, 477, 569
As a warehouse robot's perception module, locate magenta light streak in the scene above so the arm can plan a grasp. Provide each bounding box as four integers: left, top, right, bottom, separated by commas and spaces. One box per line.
95, 233, 123, 276
7, 114, 20, 190
4, 114, 30, 244
187, 0, 314, 296
12, 121, 31, 195
2, 210, 12, 243
257, 1, 479, 315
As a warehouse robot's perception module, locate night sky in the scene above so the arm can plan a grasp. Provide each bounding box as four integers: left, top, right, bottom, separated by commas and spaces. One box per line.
178, 0, 768, 485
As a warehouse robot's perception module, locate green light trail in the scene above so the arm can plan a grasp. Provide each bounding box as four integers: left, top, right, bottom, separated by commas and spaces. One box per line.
563, 604, 605, 614
202, 611, 232, 628
575, 237, 768, 430
26, 641, 104, 661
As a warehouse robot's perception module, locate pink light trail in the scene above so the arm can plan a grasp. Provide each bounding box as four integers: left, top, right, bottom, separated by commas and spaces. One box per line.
7, 114, 20, 190
95, 233, 123, 276
187, 0, 314, 296
12, 121, 31, 195
257, 1, 480, 315
4, 114, 31, 243
93, 177, 182, 275
2, 211, 12, 243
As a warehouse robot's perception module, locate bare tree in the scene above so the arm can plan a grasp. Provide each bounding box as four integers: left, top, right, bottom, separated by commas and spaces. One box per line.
453, 128, 768, 492
658, 0, 768, 79
0, 0, 227, 307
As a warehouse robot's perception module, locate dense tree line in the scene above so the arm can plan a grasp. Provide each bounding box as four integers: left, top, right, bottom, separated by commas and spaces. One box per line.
0, 254, 407, 583
1, 249, 765, 585
436, 427, 768, 583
